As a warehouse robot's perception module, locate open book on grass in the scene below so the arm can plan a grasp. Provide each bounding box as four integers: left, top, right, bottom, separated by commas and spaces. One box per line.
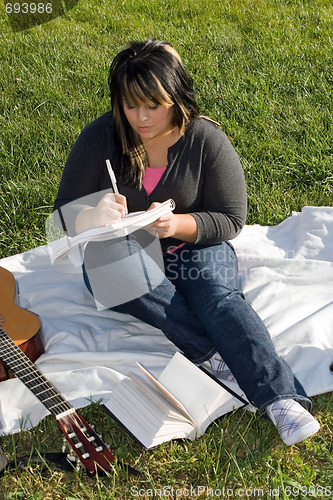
47, 199, 175, 264
103, 352, 247, 449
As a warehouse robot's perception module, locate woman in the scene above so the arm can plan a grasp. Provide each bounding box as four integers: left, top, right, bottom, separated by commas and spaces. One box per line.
54, 39, 320, 446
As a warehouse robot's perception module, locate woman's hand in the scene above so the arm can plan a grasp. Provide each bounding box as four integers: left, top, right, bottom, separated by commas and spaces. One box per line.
148, 202, 198, 243
90, 193, 128, 227
75, 193, 127, 234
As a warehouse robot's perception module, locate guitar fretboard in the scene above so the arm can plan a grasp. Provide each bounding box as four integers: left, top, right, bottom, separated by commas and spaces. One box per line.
0, 328, 72, 417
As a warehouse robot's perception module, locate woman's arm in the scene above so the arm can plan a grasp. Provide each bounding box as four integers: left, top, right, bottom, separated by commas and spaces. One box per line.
189, 122, 247, 244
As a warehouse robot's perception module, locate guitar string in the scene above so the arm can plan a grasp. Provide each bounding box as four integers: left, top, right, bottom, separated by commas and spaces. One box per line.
0, 350, 71, 413
0, 342, 72, 415
1, 354, 71, 414
0, 333, 72, 415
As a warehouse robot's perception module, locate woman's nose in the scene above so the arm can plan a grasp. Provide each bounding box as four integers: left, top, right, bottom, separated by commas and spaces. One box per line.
137, 107, 149, 121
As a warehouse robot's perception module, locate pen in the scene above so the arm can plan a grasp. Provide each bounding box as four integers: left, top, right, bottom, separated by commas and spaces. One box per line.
106, 159, 119, 194
106, 158, 129, 223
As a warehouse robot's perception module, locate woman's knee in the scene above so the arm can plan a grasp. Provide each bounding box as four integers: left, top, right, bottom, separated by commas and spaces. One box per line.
165, 242, 241, 291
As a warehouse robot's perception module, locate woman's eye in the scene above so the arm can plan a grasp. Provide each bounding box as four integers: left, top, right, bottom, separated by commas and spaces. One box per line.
123, 101, 159, 111
123, 101, 135, 110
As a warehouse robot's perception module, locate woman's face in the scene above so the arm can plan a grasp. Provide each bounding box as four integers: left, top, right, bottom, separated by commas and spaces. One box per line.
122, 100, 175, 141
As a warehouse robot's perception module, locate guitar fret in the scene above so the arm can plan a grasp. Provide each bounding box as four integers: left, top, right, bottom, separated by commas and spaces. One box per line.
6, 364, 41, 378
12, 366, 40, 376
34, 398, 71, 414
33, 389, 61, 400
0, 352, 31, 367
16, 371, 51, 383
18, 374, 49, 385
25, 382, 58, 396
0, 349, 37, 366
21, 378, 71, 412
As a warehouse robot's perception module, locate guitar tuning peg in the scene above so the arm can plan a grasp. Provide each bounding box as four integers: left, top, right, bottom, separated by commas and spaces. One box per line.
68, 448, 76, 459
62, 436, 67, 453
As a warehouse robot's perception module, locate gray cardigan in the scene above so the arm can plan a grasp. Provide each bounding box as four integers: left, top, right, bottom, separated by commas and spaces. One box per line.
54, 113, 247, 252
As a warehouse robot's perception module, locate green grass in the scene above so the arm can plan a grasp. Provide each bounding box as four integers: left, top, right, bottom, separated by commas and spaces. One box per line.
0, 0, 333, 497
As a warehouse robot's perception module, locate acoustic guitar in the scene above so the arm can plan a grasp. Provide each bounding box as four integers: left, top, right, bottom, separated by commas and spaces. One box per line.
0, 266, 115, 476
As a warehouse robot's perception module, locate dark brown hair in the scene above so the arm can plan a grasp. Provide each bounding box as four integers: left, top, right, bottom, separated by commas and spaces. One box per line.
108, 39, 199, 187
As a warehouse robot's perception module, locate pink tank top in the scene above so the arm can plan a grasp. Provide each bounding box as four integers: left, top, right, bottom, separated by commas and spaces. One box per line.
142, 166, 167, 195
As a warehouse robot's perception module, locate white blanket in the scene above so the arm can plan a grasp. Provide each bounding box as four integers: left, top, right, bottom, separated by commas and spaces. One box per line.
1, 206, 333, 435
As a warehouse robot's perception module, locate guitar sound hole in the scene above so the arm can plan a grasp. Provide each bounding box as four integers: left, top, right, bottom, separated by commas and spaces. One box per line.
0, 314, 6, 328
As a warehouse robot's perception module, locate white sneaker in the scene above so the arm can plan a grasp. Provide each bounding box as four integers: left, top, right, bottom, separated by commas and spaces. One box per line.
266, 399, 320, 446
209, 353, 235, 382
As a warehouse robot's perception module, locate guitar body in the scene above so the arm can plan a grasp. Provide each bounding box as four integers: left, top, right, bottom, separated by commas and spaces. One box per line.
0, 266, 44, 381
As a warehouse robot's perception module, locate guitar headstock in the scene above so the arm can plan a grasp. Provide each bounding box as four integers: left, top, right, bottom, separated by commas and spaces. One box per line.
57, 410, 115, 476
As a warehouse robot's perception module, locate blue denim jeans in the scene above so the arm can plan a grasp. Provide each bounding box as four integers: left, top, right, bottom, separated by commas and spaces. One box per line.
83, 236, 310, 412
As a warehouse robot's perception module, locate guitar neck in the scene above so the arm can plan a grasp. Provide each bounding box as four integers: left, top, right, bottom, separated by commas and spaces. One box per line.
0, 328, 72, 417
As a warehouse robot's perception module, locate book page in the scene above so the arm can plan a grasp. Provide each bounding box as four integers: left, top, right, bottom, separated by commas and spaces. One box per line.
104, 374, 195, 448
137, 363, 196, 425
157, 353, 242, 427
128, 373, 191, 423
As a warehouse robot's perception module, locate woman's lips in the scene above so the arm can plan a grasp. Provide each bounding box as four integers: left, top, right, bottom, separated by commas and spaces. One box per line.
138, 126, 152, 132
